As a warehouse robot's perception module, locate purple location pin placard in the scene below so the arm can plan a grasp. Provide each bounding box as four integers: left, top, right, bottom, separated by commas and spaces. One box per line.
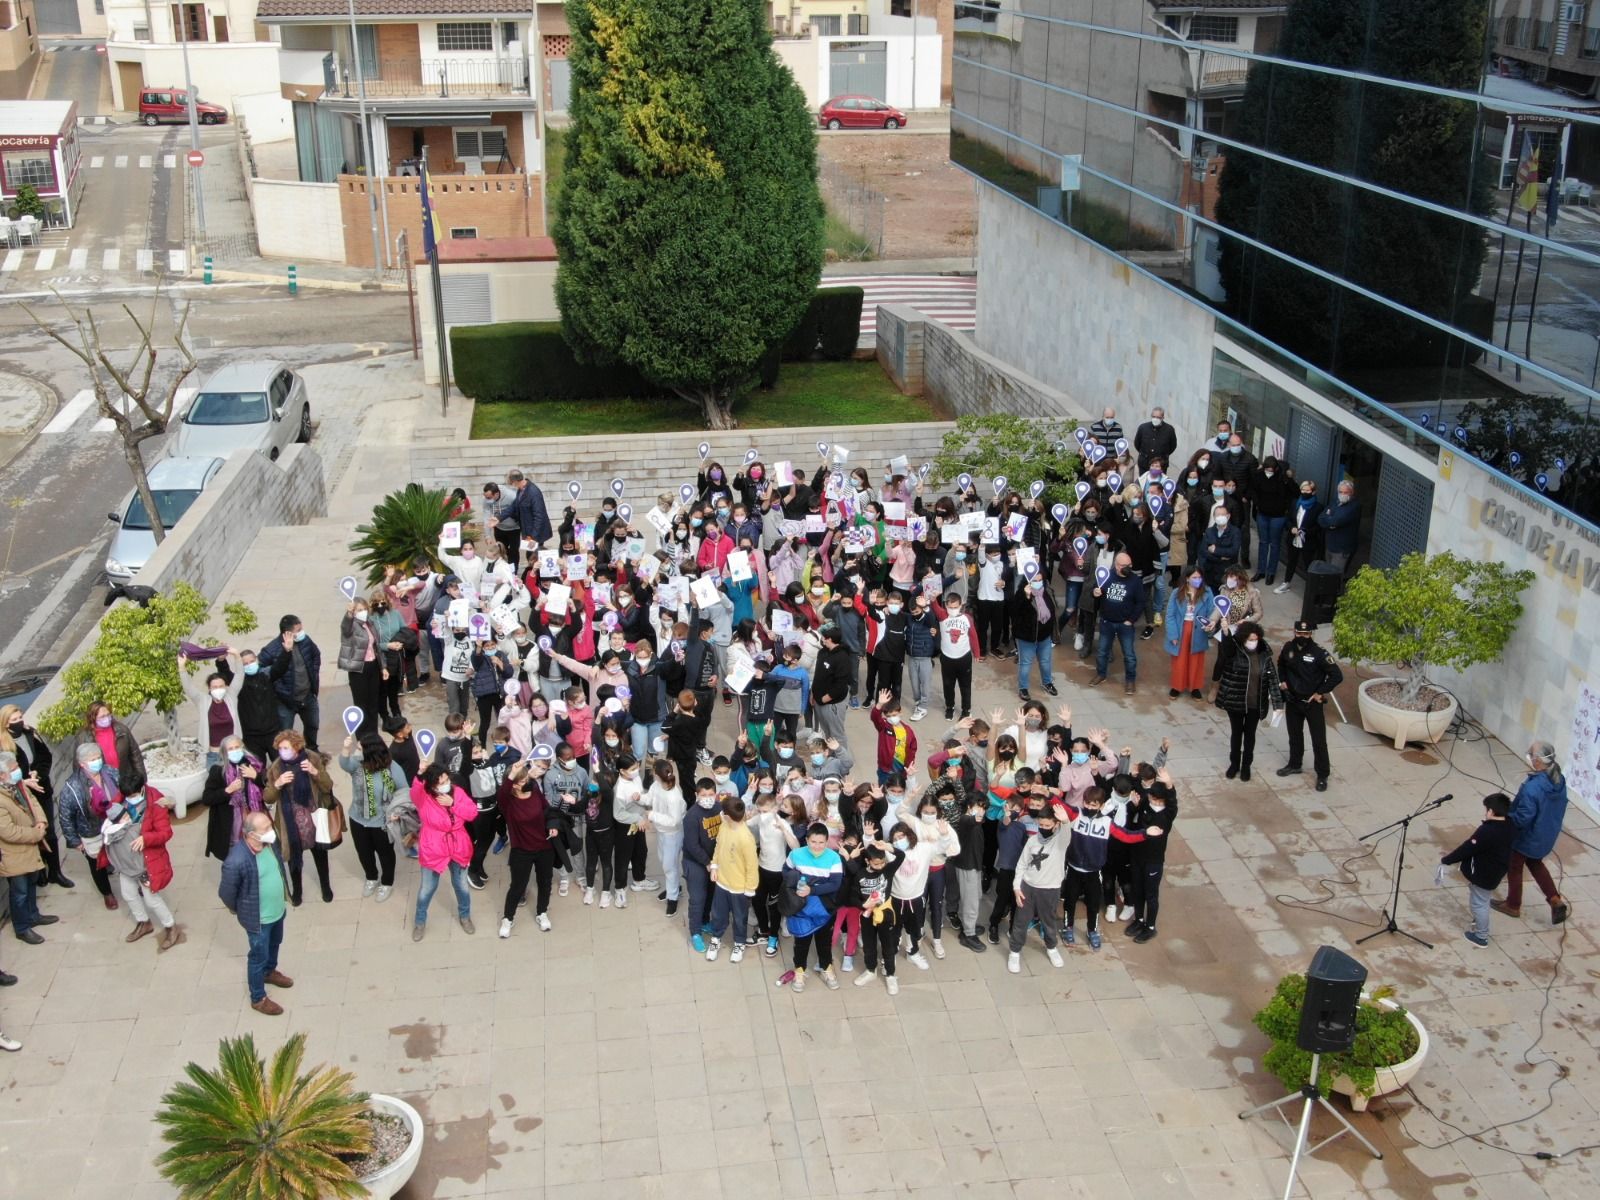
338, 576, 358, 600
698, 441, 711, 460
1163, 479, 1177, 497
1075, 481, 1091, 501
610, 478, 625, 498
1149, 495, 1164, 516
1106, 472, 1122, 493
1419, 413, 1432, 428
1509, 451, 1522, 467
991, 475, 1007, 496
744, 448, 759, 465
1214, 596, 1232, 617
1089, 444, 1107, 464
531, 744, 554, 762
1022, 561, 1040, 582
342, 706, 363, 735
1051, 503, 1069, 524
1095, 567, 1111, 589
1029, 479, 1045, 498
568, 480, 582, 501
1453, 426, 1468, 442
1072, 536, 1088, 558
957, 472, 973, 492
618, 503, 633, 522
415, 728, 436, 758
919, 462, 932, 479
679, 483, 696, 505
816, 440, 829, 458
1555, 457, 1567, 472
1074, 428, 1088, 445
1114, 438, 1129, 457
1535, 472, 1549, 490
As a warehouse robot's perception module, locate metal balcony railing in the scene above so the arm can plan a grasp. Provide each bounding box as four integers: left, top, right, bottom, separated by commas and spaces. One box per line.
337, 56, 530, 99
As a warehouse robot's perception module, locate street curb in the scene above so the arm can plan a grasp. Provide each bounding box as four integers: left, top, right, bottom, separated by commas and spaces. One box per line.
205, 268, 407, 293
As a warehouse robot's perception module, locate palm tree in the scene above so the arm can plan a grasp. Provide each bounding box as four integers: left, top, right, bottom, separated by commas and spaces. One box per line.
155, 1033, 374, 1199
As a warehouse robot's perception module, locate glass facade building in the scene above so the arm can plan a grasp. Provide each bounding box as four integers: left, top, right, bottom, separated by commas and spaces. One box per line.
950, 0, 1600, 529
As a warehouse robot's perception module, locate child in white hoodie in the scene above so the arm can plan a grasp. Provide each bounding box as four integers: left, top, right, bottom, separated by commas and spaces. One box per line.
645, 759, 686, 912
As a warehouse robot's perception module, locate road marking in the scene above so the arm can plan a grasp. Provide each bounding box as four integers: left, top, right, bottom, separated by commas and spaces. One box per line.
42, 389, 96, 434
115, 155, 128, 168
102, 248, 120, 271
136, 248, 153, 272
139, 155, 153, 169
0, 543, 110, 674
34, 249, 55, 271
69, 248, 88, 270
169, 249, 187, 273
0, 250, 19, 272
90, 156, 103, 168
163, 155, 176, 169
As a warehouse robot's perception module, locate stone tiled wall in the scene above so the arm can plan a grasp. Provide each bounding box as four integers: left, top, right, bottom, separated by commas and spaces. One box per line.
876, 304, 923, 395
1426, 449, 1600, 806
409, 423, 958, 504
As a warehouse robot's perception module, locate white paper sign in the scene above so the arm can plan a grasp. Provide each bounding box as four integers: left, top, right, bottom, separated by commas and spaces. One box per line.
1006, 513, 1028, 541
885, 524, 910, 542
982, 517, 1001, 545
440, 521, 461, 549
771, 610, 794, 633
889, 454, 910, 476
780, 520, 805, 538
592, 582, 613, 607
538, 550, 561, 579
774, 461, 795, 487
646, 507, 672, 537
635, 555, 659, 582
804, 514, 826, 534
447, 599, 470, 628
543, 583, 572, 615
725, 662, 756, 694
690, 575, 721, 609
1570, 682, 1600, 822
1015, 546, 1038, 573
941, 522, 963, 545
565, 554, 590, 581
727, 550, 753, 582
884, 501, 906, 521
962, 512, 986, 535
831, 445, 850, 464
849, 526, 877, 549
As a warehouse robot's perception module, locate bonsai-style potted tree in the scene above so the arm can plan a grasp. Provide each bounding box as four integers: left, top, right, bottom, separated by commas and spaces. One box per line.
1332, 550, 1533, 749
933, 413, 1091, 510
156, 1033, 422, 1199
348, 482, 462, 585
34, 584, 257, 814
1252, 974, 1429, 1112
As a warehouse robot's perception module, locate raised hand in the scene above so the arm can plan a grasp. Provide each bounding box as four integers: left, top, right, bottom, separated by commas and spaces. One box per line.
1057, 704, 1072, 725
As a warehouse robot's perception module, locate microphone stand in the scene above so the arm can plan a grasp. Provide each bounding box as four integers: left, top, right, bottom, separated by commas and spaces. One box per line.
1355, 793, 1451, 949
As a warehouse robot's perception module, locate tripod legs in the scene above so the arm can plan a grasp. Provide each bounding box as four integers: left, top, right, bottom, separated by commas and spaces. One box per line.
1238, 1054, 1383, 1199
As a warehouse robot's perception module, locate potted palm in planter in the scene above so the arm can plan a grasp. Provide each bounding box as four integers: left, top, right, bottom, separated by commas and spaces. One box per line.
1252, 975, 1429, 1113
156, 1033, 423, 1199
1331, 551, 1533, 749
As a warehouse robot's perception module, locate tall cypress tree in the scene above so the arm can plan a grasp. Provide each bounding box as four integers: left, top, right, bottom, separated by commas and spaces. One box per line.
554, 0, 824, 428
1214, 0, 1493, 370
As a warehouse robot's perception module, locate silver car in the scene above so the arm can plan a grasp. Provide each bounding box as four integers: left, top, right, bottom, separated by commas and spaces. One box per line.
105, 456, 225, 593
168, 361, 311, 461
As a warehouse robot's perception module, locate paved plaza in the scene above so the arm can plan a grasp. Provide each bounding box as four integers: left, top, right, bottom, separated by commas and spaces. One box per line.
2, 376, 1597, 1199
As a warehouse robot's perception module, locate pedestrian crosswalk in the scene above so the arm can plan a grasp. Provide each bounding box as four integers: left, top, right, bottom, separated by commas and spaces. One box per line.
40, 387, 199, 436
825, 274, 978, 345
0, 243, 187, 277
83, 152, 199, 175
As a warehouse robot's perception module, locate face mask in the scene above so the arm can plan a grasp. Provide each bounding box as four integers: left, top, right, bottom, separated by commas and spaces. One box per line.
824, 788, 841, 802
810, 753, 826, 766
1197, 457, 1211, 470
887, 793, 904, 806
1025, 718, 1042, 730
1129, 498, 1142, 508
7, 767, 20, 783
492, 742, 507, 753
243, 662, 260, 676
1187, 476, 1199, 486
777, 747, 794, 759
210, 687, 227, 701
949, 605, 963, 617
96, 714, 113, 729
1095, 534, 1108, 545
603, 506, 616, 517
920, 812, 936, 824
1071, 751, 1090, 765
1229, 445, 1242, 455
987, 554, 1000, 563
714, 773, 730, 784
278, 747, 297, 761
1263, 470, 1275, 479
1339, 492, 1353, 504
954, 551, 966, 563
710, 470, 723, 482
294, 630, 307, 642
888, 716, 901, 726
635, 656, 652, 669
1225, 579, 1240, 591
886, 603, 903, 615
1151, 417, 1163, 426
892, 838, 910, 852
84, 758, 104, 774
1211, 487, 1224, 499
698, 794, 717, 808
1038, 825, 1056, 839
1215, 516, 1229, 527
759, 784, 775, 795
461, 548, 476, 560
436, 783, 453, 796
690, 518, 704, 529
258, 829, 276, 845
604, 736, 620, 748
1189, 576, 1204, 589
750, 468, 763, 480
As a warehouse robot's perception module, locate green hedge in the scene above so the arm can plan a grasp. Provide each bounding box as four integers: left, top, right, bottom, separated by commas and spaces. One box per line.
450, 322, 652, 402
782, 287, 863, 362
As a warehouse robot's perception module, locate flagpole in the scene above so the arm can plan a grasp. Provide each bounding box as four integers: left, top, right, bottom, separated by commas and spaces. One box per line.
422, 146, 451, 417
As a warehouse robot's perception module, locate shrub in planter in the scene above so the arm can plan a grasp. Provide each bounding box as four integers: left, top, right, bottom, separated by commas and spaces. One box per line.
155, 1032, 396, 1199
1252, 975, 1420, 1100
1331, 550, 1533, 708
348, 483, 455, 586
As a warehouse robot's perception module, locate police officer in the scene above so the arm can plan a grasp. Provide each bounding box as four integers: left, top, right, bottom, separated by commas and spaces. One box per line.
1275, 620, 1342, 791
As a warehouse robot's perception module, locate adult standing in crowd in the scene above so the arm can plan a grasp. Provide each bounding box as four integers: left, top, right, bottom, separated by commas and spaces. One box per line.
1090, 552, 1144, 695
1275, 620, 1341, 792
1132, 407, 1177, 473
1495, 742, 1571, 925
1275, 479, 1323, 595
1250, 456, 1296, 588
0, 706, 69, 889
1215, 622, 1279, 782
1164, 569, 1216, 700
1215, 434, 1258, 570
57, 741, 124, 909
0, 751, 58, 945
1089, 406, 1123, 447
259, 616, 323, 753
70, 701, 147, 798
1318, 479, 1361, 574
219, 810, 294, 1015
505, 469, 554, 551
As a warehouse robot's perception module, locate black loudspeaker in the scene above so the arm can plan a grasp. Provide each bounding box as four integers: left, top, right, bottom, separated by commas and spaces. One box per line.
1299, 560, 1345, 626
1297, 945, 1367, 1054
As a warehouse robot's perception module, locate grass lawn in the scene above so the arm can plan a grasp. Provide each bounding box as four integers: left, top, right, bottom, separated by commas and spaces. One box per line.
824, 208, 875, 260
470, 359, 942, 439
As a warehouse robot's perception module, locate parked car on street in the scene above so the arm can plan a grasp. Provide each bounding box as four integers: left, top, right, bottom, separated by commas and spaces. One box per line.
139, 88, 229, 126
104, 457, 225, 595
168, 361, 311, 461
818, 96, 907, 130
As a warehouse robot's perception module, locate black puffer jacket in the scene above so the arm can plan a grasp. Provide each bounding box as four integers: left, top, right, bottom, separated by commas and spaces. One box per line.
1214, 637, 1280, 720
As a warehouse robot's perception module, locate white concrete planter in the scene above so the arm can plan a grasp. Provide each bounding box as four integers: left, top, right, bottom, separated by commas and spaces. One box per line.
357, 1093, 424, 1199
1330, 998, 1430, 1112
140, 738, 209, 820
1356, 678, 1458, 750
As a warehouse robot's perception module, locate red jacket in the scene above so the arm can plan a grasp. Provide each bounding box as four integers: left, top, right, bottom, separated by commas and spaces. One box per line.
869, 707, 918, 775
140, 787, 177, 892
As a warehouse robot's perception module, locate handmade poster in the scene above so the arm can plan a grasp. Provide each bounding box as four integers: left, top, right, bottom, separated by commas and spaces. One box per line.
1015, 546, 1038, 573
461, 585, 480, 607
468, 612, 491, 641
921, 575, 942, 596
521, 538, 538, 555
574, 524, 594, 551
908, 516, 927, 540
429, 614, 444, 638
825, 473, 848, 500
804, 514, 826, 534
961, 511, 985, 535
550, 699, 568, 717
941, 522, 964, 544
690, 575, 721, 609
646, 507, 672, 537
850, 525, 877, 549
440, 521, 461, 549
1568, 683, 1600, 821
727, 550, 753, 582
625, 536, 647, 561
982, 516, 1001, 544
884, 501, 906, 521
725, 662, 756, 694
825, 511, 842, 529
885, 524, 910, 542
1005, 513, 1028, 541
889, 454, 909, 476
447, 599, 470, 628
635, 555, 659, 582
780, 520, 805, 538
654, 577, 683, 607
771, 609, 794, 633
592, 582, 613, 607
774, 460, 795, 486
565, 554, 589, 581
543, 583, 572, 614
831, 445, 850, 463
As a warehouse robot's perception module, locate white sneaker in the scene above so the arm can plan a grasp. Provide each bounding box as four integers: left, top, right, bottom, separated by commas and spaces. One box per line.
1047, 947, 1065, 968
558, 878, 570, 897
823, 967, 841, 990
1105, 904, 1119, 923
375, 885, 392, 903
885, 976, 899, 995
1007, 951, 1021, 974
932, 938, 946, 960
706, 938, 722, 962
792, 969, 806, 992
1073, 633, 1085, 651
631, 877, 659, 892
1273, 582, 1290, 595
1119, 904, 1135, 921
854, 968, 876, 987
536, 913, 551, 932
908, 952, 930, 970
584, 887, 595, 906
362, 879, 378, 898
0, 1031, 19, 1052
841, 954, 854, 973
498, 918, 512, 939
615, 890, 628, 908
730, 942, 745, 964
910, 707, 927, 722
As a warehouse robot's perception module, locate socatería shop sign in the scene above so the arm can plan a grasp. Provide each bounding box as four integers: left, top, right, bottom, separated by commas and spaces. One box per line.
0, 135, 55, 149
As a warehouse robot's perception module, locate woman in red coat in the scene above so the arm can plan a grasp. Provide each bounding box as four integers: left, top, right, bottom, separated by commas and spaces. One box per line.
101, 785, 183, 950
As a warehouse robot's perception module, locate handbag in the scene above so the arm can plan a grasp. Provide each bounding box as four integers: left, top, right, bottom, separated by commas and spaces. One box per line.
314, 799, 346, 848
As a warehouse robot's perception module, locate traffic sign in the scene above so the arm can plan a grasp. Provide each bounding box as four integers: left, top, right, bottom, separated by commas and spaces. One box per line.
186, 149, 205, 167
95, 44, 106, 55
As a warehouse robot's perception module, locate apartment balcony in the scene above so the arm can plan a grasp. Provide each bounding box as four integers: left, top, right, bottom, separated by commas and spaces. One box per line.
331, 55, 530, 100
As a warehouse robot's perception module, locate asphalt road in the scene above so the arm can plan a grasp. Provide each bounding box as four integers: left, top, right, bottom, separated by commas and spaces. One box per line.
0, 286, 412, 674
36, 39, 105, 116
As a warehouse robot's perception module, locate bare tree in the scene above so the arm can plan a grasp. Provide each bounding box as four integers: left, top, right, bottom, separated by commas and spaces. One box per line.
24, 289, 197, 543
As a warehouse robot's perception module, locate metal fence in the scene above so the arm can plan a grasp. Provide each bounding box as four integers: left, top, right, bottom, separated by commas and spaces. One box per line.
819, 160, 886, 261
336, 56, 530, 99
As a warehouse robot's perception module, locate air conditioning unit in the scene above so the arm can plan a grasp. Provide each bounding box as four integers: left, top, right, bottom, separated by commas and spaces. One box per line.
1561, 2, 1585, 23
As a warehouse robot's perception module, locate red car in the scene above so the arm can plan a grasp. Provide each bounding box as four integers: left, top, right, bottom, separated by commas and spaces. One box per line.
819, 95, 907, 131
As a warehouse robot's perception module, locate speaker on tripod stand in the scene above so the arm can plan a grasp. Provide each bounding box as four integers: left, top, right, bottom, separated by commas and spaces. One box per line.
1241, 945, 1384, 1198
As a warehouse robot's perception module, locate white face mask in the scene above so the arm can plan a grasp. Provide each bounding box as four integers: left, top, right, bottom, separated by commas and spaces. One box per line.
436, 783, 452, 796
354, 610, 369, 621
1245, 639, 1260, 651
257, 829, 276, 845
210, 688, 227, 701
1215, 516, 1229, 527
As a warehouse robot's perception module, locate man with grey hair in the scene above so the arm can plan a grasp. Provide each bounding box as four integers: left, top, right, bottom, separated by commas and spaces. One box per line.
219, 810, 295, 1015
1089, 406, 1124, 447
1133, 407, 1177, 473
1493, 742, 1571, 924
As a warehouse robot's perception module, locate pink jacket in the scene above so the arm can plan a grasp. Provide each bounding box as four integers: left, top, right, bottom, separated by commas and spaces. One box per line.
411, 778, 479, 873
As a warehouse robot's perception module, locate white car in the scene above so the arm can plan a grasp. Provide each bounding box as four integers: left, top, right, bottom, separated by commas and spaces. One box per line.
168, 361, 311, 461
105, 456, 225, 594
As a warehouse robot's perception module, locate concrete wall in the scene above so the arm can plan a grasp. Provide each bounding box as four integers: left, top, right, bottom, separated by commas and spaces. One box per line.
253, 178, 344, 262
818, 34, 942, 109
974, 184, 1216, 458
107, 39, 288, 118
1425, 448, 1600, 815
773, 37, 820, 108
234, 90, 292, 144
408, 422, 957, 503
418, 257, 559, 384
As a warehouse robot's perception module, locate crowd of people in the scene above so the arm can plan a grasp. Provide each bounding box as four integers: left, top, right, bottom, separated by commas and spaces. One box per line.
0, 406, 1574, 1039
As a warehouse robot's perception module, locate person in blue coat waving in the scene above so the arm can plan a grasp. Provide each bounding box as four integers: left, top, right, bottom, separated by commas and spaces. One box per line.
1493, 741, 1571, 924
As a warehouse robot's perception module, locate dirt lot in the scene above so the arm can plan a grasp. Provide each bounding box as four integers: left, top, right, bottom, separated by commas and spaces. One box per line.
818, 131, 977, 261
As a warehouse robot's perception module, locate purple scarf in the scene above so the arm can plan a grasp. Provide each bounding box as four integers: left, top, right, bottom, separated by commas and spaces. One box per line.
224, 754, 266, 845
